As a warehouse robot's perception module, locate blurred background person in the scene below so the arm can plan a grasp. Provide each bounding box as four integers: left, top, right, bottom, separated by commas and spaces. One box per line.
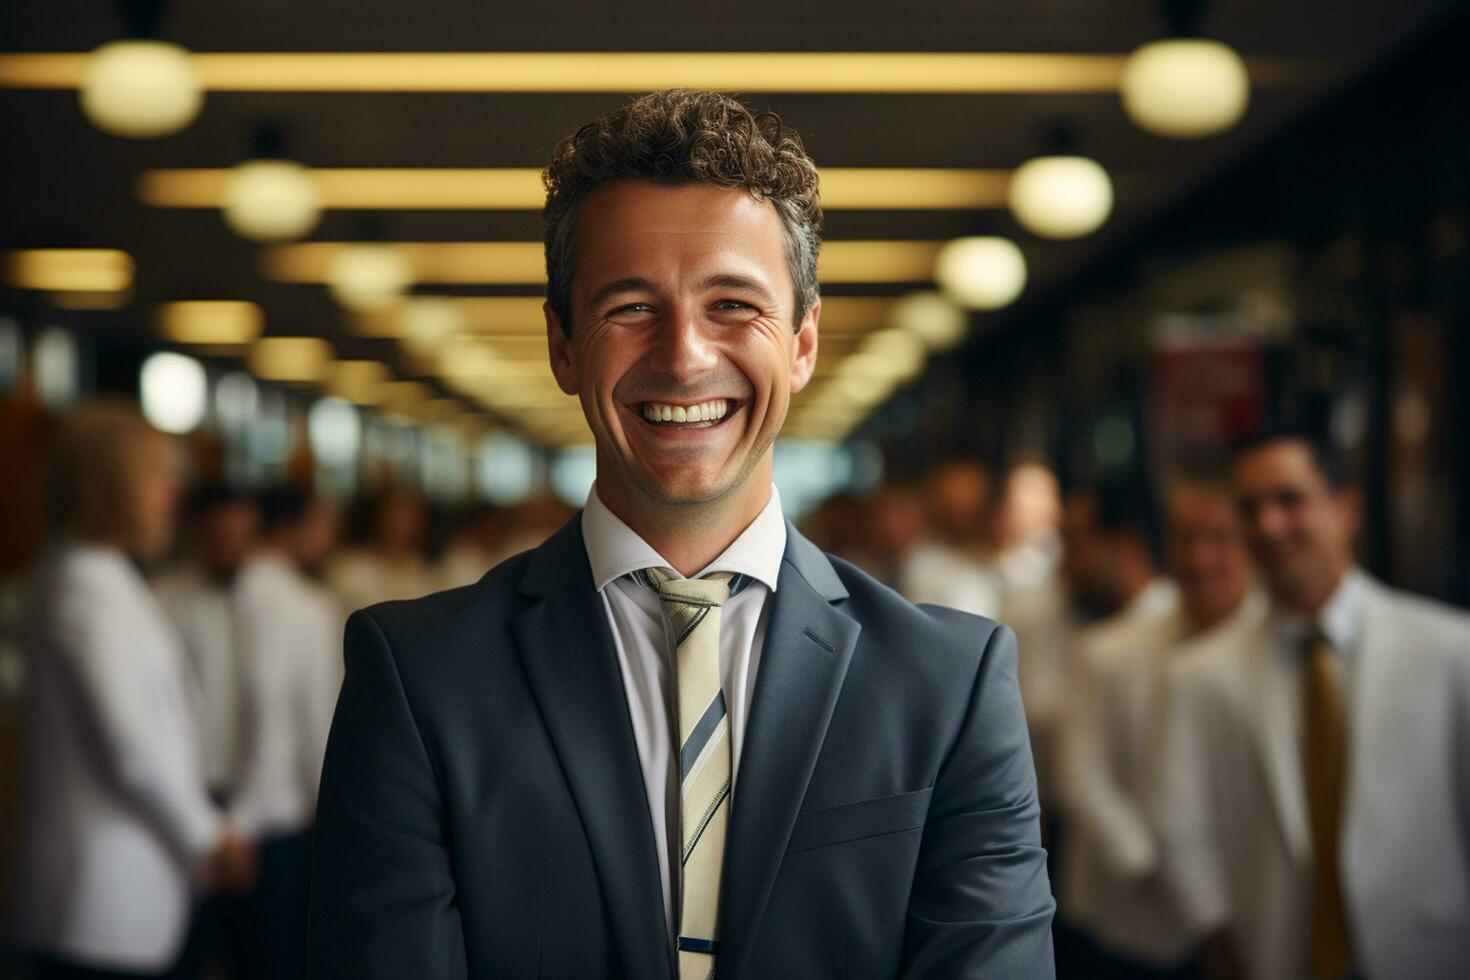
325, 487, 434, 613
1053, 481, 1180, 974
152, 485, 261, 979
1156, 426, 1470, 980
436, 504, 508, 590
994, 461, 1071, 820
1056, 476, 1261, 978
902, 457, 1002, 617
228, 487, 342, 980
858, 481, 926, 589
799, 492, 875, 570
154, 486, 260, 807
5, 401, 253, 980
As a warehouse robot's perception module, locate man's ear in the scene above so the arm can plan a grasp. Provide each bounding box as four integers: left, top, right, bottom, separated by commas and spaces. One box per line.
545, 301, 579, 395
789, 297, 820, 395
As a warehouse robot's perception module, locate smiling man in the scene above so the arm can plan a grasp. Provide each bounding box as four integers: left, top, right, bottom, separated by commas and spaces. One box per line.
309, 90, 1055, 979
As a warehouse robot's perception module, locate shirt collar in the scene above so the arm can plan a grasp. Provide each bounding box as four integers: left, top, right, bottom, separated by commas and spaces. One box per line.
581, 483, 786, 593
1270, 566, 1367, 655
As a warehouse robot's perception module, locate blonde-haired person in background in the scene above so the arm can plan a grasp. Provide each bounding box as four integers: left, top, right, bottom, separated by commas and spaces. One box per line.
6, 399, 254, 980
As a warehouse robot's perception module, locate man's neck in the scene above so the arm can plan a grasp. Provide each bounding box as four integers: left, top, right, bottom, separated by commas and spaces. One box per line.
595, 471, 773, 578
1275, 564, 1350, 619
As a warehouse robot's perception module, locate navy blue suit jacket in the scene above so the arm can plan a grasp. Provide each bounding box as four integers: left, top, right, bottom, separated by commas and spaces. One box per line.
309, 515, 1055, 978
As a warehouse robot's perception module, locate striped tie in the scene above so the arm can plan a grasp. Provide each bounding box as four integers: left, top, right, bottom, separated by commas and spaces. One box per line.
636, 567, 749, 980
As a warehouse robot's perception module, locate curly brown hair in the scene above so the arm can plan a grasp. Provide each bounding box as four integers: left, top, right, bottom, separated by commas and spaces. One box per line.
541, 89, 822, 334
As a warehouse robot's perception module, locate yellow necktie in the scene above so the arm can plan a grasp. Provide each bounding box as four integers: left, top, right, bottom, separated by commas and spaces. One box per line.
1302, 629, 1353, 979
640, 568, 743, 980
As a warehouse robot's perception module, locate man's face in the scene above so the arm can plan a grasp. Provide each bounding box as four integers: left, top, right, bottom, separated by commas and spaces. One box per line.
927, 463, 991, 542
1061, 493, 1115, 615
197, 501, 259, 578
1167, 485, 1252, 628
547, 181, 818, 513
1233, 440, 1358, 611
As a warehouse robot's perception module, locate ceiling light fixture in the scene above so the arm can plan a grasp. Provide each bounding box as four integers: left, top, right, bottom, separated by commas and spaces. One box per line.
1007, 127, 1114, 239
247, 336, 333, 382
934, 236, 1028, 310
155, 300, 264, 345
222, 123, 321, 242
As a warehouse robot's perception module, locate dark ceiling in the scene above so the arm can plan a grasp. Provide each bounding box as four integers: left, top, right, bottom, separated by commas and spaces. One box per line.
2, 0, 1466, 439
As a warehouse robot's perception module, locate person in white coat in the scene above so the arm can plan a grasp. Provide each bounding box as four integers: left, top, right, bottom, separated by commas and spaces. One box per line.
6, 401, 254, 980
1060, 477, 1265, 976
1053, 482, 1181, 974
229, 486, 343, 979
1155, 426, 1470, 980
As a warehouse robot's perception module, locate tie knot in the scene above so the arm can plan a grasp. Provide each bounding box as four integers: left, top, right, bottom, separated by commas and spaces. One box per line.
1299, 626, 1333, 661
638, 567, 734, 608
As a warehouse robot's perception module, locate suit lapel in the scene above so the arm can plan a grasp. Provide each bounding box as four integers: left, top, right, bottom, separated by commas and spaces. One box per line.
511, 516, 672, 980
718, 525, 859, 979
1245, 620, 1312, 864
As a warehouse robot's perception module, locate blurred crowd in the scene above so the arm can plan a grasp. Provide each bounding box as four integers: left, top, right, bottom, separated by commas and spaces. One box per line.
805, 434, 1470, 980
4, 396, 1469, 980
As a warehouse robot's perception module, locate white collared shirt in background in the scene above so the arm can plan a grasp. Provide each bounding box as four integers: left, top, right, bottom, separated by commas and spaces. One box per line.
581, 483, 786, 940
154, 567, 247, 794
1268, 566, 1367, 718
229, 551, 344, 838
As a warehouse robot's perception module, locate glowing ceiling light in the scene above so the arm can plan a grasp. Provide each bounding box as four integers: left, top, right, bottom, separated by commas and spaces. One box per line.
398, 296, 467, 357
248, 336, 333, 382
327, 243, 412, 311
888, 291, 968, 350
4, 249, 134, 292
79, 40, 202, 138
326, 359, 392, 404
223, 159, 321, 241
934, 237, 1027, 310
859, 329, 928, 381
1007, 155, 1114, 239
1121, 39, 1250, 139
155, 300, 263, 345
140, 352, 208, 433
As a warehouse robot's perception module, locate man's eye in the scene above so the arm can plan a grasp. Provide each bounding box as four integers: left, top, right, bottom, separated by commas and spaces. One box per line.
610, 303, 653, 316
713, 300, 751, 311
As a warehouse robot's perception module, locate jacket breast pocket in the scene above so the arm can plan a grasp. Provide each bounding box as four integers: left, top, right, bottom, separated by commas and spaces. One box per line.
784, 787, 933, 855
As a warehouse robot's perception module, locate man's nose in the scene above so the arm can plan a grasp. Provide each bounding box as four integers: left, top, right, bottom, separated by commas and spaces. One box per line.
648, 305, 719, 380
1254, 501, 1289, 540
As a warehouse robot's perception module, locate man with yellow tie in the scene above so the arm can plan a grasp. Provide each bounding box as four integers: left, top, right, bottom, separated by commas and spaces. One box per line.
1154, 426, 1470, 980
308, 89, 1056, 979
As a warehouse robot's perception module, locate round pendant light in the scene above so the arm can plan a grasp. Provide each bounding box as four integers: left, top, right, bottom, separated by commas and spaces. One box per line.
398, 297, 467, 357
328, 244, 413, 312
888, 291, 968, 351
223, 159, 321, 242
1120, 38, 1249, 139
79, 39, 202, 138
934, 237, 1028, 311
1008, 155, 1114, 239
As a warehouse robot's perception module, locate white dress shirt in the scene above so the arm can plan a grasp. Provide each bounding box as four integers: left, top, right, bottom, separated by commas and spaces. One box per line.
229, 551, 344, 838
154, 568, 247, 793
1268, 566, 1367, 721
581, 484, 786, 939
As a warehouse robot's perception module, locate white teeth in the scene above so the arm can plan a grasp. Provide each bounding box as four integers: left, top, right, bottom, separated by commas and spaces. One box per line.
640, 399, 731, 424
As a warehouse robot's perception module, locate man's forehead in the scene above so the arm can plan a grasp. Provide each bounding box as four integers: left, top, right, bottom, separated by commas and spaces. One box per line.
579, 180, 779, 236
1235, 441, 1325, 486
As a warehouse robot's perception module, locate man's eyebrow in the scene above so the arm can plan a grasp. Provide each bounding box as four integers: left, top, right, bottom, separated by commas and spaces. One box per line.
703, 274, 778, 303
587, 277, 658, 309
